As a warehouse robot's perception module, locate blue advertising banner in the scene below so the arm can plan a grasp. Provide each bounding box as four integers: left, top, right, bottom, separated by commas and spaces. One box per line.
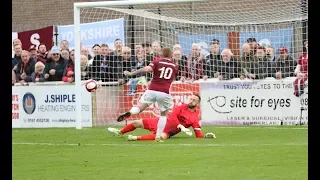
177, 33, 228, 56
57, 18, 125, 50
239, 27, 293, 58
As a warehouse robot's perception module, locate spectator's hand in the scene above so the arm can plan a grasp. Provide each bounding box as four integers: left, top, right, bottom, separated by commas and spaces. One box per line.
203, 75, 208, 80
19, 80, 25, 84
131, 69, 136, 72
215, 72, 220, 77
44, 74, 50, 79
20, 73, 26, 80
81, 71, 87, 77
49, 69, 56, 75
240, 75, 245, 80
35, 78, 40, 82
13, 65, 18, 71
47, 51, 51, 59
248, 74, 256, 79
118, 79, 125, 84
218, 75, 223, 80
123, 71, 131, 76
180, 76, 186, 82
67, 71, 74, 76
275, 72, 282, 79
67, 77, 74, 83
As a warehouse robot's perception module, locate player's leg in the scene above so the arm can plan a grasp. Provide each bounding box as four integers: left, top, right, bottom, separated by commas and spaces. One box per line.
108, 119, 145, 136
117, 90, 155, 122
127, 132, 169, 141
154, 93, 172, 141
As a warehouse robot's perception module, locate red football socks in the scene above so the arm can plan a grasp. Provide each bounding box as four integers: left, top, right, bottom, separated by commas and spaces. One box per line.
120, 123, 136, 134
137, 134, 156, 140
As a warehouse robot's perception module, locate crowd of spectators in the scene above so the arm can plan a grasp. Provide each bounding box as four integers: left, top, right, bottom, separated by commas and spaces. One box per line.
11, 37, 308, 95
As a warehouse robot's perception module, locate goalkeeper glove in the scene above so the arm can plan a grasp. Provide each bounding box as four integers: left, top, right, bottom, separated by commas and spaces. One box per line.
204, 132, 216, 138
177, 124, 192, 136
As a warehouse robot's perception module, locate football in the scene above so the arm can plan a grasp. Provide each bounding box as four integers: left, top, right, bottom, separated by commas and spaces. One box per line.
85, 79, 98, 92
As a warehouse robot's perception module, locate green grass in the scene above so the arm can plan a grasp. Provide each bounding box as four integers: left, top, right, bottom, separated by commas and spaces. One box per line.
12, 126, 308, 180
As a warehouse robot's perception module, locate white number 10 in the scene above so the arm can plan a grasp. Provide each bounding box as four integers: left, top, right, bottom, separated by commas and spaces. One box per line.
159, 67, 173, 79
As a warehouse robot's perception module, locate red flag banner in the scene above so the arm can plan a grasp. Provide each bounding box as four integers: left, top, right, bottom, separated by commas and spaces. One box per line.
18, 26, 53, 51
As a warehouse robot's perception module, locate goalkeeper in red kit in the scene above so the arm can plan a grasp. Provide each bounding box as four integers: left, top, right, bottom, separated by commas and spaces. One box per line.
108, 94, 216, 140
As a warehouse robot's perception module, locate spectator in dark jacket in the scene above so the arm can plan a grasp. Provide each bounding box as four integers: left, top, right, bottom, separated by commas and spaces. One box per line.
43, 46, 67, 81
15, 50, 36, 83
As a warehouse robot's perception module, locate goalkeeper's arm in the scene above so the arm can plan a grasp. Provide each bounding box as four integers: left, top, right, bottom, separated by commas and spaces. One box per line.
192, 122, 216, 138
193, 128, 216, 138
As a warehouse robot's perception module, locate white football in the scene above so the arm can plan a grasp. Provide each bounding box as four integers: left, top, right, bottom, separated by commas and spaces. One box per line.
85, 79, 98, 92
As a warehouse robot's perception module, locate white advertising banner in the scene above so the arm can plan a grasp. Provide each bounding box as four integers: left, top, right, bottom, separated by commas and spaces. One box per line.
12, 85, 92, 128
200, 79, 308, 125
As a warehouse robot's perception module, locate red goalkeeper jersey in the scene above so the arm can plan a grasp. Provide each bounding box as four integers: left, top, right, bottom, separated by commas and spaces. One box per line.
166, 104, 204, 138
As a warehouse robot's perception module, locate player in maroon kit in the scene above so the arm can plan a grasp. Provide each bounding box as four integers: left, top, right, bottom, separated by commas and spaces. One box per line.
116, 47, 179, 142
109, 94, 216, 140
293, 40, 308, 97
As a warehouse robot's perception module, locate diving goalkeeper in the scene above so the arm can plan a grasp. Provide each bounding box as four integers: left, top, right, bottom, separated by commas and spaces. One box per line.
108, 94, 216, 141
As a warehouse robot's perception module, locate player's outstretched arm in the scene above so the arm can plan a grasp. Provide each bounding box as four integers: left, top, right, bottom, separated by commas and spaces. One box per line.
193, 127, 216, 139
124, 66, 153, 77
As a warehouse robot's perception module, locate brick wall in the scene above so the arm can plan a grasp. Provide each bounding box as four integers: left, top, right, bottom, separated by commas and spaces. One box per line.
12, 0, 90, 32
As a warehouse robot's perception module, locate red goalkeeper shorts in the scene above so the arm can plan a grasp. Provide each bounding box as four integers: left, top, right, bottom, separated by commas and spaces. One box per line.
142, 118, 173, 137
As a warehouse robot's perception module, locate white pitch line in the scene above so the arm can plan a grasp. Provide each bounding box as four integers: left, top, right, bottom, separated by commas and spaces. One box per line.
12, 142, 307, 147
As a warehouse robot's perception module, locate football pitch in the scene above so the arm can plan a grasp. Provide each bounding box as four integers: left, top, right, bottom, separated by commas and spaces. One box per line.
12, 126, 308, 180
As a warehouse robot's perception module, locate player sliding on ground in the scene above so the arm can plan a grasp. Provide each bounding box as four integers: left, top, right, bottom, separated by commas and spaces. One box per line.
109, 94, 216, 140
116, 47, 178, 142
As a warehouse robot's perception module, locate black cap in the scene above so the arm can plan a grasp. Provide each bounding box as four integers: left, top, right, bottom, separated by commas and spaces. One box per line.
247, 37, 257, 43
210, 39, 220, 45
92, 44, 101, 49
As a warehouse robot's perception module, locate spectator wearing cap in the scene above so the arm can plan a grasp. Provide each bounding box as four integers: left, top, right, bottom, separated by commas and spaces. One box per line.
29, 47, 37, 57
31, 61, 45, 83
203, 39, 221, 80
91, 44, 101, 57
15, 50, 36, 83
274, 46, 297, 79
43, 46, 67, 81
247, 38, 258, 54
